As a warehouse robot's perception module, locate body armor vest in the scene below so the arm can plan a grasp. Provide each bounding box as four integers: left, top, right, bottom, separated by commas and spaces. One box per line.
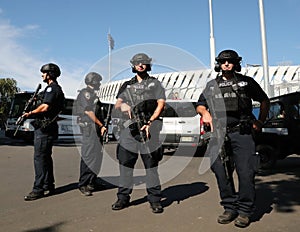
216, 76, 252, 117
75, 88, 103, 122
126, 77, 157, 118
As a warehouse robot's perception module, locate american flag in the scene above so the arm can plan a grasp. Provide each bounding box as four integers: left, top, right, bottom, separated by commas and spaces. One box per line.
107, 33, 115, 50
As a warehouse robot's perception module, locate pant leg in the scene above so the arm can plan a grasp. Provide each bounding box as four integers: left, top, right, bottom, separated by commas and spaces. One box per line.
43, 137, 55, 190
211, 153, 238, 213
230, 132, 257, 216
141, 148, 162, 203
33, 129, 55, 193
79, 126, 102, 187
116, 144, 138, 202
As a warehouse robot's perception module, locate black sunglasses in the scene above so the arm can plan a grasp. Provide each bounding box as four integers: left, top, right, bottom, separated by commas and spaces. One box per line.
219, 59, 237, 64
132, 60, 149, 66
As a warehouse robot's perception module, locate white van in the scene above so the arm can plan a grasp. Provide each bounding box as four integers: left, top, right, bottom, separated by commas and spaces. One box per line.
159, 100, 204, 150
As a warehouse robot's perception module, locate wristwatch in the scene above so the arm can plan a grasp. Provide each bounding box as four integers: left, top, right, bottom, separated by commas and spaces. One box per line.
147, 120, 153, 125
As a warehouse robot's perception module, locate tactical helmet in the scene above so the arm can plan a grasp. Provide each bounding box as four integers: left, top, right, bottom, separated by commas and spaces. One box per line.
215, 49, 242, 72
215, 50, 242, 62
40, 63, 61, 78
85, 72, 102, 86
130, 53, 152, 73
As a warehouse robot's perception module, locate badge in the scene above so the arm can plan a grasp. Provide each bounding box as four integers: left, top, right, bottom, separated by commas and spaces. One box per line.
148, 82, 155, 88
94, 98, 99, 104
84, 92, 91, 100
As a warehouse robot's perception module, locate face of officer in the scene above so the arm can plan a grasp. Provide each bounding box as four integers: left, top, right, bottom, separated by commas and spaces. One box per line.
92, 81, 101, 91
133, 62, 148, 73
220, 59, 235, 73
41, 72, 51, 84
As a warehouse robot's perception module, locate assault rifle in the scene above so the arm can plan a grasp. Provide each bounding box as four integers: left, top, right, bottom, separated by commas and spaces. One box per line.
103, 103, 112, 143
205, 83, 234, 188
14, 83, 42, 136
202, 122, 233, 180
125, 88, 152, 157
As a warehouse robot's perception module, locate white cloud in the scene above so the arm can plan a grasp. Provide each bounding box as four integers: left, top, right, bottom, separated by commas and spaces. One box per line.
0, 17, 87, 98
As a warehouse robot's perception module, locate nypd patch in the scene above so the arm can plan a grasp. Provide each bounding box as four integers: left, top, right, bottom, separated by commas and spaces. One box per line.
46, 87, 52, 92
84, 92, 91, 100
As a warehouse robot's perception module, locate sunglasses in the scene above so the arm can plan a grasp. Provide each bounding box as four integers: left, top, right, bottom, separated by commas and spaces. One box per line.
132, 61, 149, 66
219, 59, 237, 64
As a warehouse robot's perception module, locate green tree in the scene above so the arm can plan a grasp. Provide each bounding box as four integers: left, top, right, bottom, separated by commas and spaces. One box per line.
0, 78, 20, 129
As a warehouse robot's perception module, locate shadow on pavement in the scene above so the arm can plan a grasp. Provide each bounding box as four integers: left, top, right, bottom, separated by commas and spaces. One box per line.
161, 182, 209, 207
52, 177, 119, 196
253, 155, 300, 222
130, 182, 209, 208
23, 222, 66, 232
53, 182, 78, 195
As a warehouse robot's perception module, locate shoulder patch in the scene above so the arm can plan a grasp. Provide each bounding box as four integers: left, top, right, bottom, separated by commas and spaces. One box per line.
84, 91, 91, 100
46, 87, 52, 92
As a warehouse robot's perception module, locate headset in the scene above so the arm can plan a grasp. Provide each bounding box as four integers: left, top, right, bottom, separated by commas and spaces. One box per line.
214, 50, 242, 72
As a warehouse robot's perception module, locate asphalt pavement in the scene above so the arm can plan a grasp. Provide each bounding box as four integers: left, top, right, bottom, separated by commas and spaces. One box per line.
1, 130, 300, 232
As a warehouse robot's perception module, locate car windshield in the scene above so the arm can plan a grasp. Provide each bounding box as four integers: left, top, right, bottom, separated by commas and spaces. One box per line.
162, 102, 197, 117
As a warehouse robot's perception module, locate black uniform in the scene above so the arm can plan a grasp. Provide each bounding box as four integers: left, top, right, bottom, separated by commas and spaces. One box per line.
32, 81, 65, 194
75, 87, 104, 188
115, 75, 166, 204
196, 73, 269, 217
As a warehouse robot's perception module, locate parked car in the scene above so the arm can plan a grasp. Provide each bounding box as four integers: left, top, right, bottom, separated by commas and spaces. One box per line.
254, 92, 300, 168
110, 100, 206, 151
159, 100, 205, 151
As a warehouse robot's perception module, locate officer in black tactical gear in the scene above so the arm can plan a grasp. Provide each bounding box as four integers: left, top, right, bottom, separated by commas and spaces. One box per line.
196, 49, 270, 228
111, 53, 166, 213
75, 72, 107, 196
23, 63, 65, 201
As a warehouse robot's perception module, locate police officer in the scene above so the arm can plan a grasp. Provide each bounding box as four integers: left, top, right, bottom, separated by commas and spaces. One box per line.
196, 50, 270, 227
111, 53, 166, 213
24, 63, 65, 201
75, 72, 107, 196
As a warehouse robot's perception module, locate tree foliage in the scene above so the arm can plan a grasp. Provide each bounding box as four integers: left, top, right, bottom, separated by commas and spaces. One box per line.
0, 78, 20, 128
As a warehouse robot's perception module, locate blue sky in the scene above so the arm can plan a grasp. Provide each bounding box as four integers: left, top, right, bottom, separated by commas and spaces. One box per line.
0, 0, 299, 97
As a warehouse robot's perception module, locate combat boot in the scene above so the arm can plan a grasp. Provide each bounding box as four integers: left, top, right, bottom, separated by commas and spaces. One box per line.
234, 215, 250, 228
217, 211, 238, 224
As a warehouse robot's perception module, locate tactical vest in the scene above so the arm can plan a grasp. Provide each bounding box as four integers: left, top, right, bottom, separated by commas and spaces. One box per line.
216, 76, 252, 117
75, 88, 103, 122
126, 77, 157, 117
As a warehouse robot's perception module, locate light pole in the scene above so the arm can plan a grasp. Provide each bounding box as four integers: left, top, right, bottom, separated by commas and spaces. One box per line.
258, 0, 271, 97
209, 0, 216, 70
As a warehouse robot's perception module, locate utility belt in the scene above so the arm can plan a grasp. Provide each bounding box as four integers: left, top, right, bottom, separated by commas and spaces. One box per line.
77, 117, 103, 137
226, 119, 253, 135
77, 116, 92, 128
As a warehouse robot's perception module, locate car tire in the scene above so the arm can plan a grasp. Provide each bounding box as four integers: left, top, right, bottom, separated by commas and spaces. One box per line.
256, 144, 277, 169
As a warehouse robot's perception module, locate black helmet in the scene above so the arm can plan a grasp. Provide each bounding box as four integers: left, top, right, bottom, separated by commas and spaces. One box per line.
40, 63, 61, 78
215, 49, 242, 63
130, 53, 152, 73
85, 72, 102, 86
130, 53, 152, 65
215, 49, 242, 72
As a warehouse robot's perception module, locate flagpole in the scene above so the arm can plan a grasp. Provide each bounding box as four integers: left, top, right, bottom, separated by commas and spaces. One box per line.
108, 31, 112, 83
